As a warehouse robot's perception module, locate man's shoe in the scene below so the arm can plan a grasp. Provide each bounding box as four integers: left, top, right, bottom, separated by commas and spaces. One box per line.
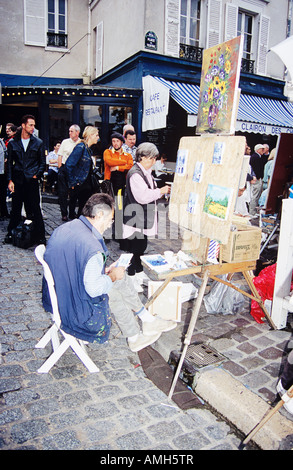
135, 271, 151, 285
143, 317, 177, 336
128, 332, 161, 352
130, 276, 143, 293
4, 234, 12, 244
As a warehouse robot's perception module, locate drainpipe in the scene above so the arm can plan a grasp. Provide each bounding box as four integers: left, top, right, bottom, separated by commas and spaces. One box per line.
87, 0, 91, 80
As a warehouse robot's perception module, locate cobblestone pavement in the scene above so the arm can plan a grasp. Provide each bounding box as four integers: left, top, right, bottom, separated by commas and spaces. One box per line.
0, 198, 292, 451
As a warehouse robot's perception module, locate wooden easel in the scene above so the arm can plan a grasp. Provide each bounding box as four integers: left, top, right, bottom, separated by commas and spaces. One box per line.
144, 239, 276, 400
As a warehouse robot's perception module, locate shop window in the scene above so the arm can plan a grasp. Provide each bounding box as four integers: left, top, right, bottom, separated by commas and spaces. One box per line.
48, 103, 73, 150
109, 106, 133, 136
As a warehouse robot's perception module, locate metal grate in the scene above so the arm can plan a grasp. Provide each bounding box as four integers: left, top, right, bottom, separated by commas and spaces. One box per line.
185, 343, 226, 368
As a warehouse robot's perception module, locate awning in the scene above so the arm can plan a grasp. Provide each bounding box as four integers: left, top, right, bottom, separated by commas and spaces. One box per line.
153, 76, 293, 134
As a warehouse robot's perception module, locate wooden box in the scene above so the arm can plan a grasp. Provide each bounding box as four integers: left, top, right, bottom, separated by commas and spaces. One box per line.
221, 223, 262, 262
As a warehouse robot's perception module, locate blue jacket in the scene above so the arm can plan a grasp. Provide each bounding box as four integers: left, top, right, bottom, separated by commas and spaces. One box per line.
42, 216, 112, 343
65, 142, 92, 188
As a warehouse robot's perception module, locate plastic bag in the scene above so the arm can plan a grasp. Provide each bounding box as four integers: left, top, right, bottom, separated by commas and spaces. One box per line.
204, 275, 245, 315
250, 263, 293, 323
250, 263, 276, 323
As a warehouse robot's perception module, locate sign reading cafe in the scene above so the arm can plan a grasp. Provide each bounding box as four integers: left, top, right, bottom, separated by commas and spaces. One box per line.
142, 75, 170, 132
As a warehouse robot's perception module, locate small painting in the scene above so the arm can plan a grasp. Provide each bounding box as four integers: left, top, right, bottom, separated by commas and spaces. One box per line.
192, 161, 204, 183
212, 142, 225, 164
203, 184, 233, 220
187, 192, 198, 214
175, 149, 188, 176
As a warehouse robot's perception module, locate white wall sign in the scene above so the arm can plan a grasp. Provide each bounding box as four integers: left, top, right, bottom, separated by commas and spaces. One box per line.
142, 76, 170, 132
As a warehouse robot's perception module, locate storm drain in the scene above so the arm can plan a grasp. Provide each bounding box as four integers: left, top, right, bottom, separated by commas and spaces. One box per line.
185, 343, 226, 368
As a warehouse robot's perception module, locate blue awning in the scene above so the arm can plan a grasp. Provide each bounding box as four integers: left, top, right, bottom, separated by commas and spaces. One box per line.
153, 76, 293, 129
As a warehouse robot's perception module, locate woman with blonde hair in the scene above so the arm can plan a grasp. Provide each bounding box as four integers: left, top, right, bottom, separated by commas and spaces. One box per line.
65, 125, 100, 216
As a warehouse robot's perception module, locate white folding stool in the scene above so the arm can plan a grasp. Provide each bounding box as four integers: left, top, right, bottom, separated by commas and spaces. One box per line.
34, 244, 99, 373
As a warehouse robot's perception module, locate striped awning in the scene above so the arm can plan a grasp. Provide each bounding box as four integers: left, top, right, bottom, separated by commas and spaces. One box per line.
153, 76, 293, 129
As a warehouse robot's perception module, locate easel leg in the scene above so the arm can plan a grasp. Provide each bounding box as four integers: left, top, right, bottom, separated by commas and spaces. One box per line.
168, 269, 209, 400
145, 276, 173, 310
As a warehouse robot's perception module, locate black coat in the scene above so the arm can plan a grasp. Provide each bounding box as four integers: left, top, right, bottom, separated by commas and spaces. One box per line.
7, 133, 45, 184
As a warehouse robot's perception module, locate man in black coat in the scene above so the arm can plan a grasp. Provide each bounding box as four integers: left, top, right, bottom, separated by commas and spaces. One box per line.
249, 143, 269, 215
4, 114, 46, 244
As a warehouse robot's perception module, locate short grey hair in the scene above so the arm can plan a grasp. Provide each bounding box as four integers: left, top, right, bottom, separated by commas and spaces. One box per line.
136, 142, 159, 162
70, 124, 80, 133
82, 193, 114, 218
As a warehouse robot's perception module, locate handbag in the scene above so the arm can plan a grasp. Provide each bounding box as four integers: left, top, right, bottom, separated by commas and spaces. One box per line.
100, 179, 114, 199
91, 166, 103, 193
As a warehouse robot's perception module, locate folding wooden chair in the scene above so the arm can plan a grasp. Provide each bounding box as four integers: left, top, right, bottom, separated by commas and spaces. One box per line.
34, 244, 99, 373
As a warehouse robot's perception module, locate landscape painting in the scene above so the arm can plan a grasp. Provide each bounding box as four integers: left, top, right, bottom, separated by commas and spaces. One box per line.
203, 184, 233, 220
196, 35, 243, 135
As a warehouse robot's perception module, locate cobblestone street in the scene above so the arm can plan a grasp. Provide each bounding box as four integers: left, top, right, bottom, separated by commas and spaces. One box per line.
0, 200, 292, 451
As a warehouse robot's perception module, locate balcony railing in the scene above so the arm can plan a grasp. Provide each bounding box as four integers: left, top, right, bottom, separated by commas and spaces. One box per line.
241, 57, 255, 74
47, 32, 68, 48
179, 43, 255, 74
179, 43, 203, 63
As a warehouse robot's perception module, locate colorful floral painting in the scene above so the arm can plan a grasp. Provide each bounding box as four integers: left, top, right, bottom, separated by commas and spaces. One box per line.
196, 36, 243, 135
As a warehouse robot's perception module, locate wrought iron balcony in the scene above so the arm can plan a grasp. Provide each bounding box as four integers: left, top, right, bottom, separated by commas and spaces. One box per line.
179, 43, 255, 74
179, 43, 203, 63
47, 32, 68, 48
241, 58, 255, 74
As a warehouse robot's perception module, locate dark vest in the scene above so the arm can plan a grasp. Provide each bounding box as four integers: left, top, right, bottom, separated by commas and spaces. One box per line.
42, 216, 111, 343
123, 164, 157, 231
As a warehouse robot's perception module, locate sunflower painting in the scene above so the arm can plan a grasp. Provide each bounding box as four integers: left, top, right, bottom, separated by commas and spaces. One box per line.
196, 36, 243, 135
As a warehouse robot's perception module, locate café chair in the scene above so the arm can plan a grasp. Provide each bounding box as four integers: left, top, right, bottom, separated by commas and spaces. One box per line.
34, 244, 99, 374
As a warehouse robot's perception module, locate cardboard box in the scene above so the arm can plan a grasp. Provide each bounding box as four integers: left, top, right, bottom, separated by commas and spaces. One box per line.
221, 223, 262, 262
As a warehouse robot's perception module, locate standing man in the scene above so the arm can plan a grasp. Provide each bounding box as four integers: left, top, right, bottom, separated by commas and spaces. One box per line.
104, 132, 133, 240
122, 130, 137, 162
4, 114, 46, 244
103, 132, 133, 196
249, 144, 268, 215
57, 124, 81, 221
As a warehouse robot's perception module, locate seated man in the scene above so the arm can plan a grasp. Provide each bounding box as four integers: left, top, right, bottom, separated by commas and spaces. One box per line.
42, 193, 176, 352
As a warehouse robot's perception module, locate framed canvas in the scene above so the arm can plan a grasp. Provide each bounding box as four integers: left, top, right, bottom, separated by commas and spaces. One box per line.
148, 281, 182, 322
196, 35, 244, 135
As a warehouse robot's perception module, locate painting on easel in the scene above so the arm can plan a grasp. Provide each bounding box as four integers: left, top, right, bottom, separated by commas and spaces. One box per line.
196, 35, 243, 135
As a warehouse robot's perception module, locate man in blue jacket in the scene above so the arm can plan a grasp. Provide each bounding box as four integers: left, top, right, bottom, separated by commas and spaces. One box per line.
5, 114, 46, 244
42, 193, 176, 351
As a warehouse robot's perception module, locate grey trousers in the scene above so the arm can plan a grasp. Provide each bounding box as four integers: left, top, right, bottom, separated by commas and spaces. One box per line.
108, 273, 143, 337
249, 179, 263, 215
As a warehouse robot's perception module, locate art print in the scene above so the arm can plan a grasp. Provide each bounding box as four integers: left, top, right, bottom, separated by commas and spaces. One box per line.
175, 149, 188, 176
192, 161, 204, 183
203, 184, 233, 220
196, 36, 243, 135
212, 142, 225, 164
187, 192, 198, 214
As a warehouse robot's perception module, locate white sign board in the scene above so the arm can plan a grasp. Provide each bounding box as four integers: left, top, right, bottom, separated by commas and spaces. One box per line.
142, 75, 170, 132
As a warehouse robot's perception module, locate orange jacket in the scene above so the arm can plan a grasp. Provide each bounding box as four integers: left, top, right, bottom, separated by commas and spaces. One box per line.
103, 148, 133, 180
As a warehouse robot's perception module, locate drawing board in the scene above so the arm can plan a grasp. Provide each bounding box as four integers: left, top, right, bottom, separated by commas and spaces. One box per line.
169, 135, 246, 245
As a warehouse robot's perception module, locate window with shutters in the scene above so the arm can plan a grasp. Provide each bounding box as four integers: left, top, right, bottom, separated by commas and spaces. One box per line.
24, 0, 68, 48
47, 0, 68, 48
180, 0, 201, 47
237, 11, 253, 61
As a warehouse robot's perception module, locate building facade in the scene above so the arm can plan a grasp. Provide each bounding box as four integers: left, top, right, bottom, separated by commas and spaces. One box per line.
1, 0, 293, 161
